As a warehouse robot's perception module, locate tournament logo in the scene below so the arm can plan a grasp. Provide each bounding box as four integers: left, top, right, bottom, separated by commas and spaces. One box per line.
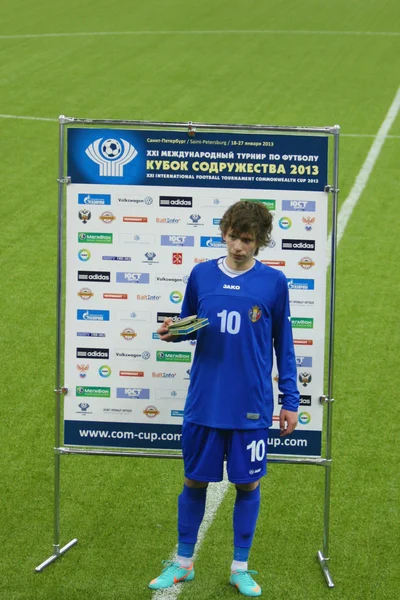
143, 252, 158, 264
99, 211, 116, 224
78, 249, 91, 262
299, 372, 312, 387
143, 405, 160, 418
120, 328, 137, 340
78, 209, 91, 224
298, 257, 315, 269
302, 216, 315, 231
98, 365, 112, 378
249, 306, 262, 322
85, 138, 138, 177
189, 214, 202, 224
279, 217, 292, 230
77, 288, 94, 300
77, 364, 89, 379
78, 402, 90, 412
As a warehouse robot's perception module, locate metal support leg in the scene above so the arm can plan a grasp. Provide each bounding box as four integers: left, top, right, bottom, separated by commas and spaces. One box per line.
35, 539, 78, 572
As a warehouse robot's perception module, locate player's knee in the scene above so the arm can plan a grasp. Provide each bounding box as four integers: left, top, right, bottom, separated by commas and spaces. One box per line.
184, 477, 208, 489
235, 480, 260, 492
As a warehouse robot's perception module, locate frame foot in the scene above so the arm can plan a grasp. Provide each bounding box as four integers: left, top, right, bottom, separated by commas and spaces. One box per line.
317, 550, 334, 588
35, 538, 78, 572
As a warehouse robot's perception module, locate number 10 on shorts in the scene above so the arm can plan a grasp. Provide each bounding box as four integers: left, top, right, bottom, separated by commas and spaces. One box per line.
247, 439, 266, 462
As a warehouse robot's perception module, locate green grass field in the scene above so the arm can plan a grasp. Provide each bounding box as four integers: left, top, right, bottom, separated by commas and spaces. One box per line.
1, 2, 399, 599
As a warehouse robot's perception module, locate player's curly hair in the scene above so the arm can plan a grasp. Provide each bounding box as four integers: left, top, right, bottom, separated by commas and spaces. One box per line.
219, 200, 273, 256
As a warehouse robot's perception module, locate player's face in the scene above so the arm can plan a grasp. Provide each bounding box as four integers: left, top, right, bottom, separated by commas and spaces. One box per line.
223, 229, 258, 270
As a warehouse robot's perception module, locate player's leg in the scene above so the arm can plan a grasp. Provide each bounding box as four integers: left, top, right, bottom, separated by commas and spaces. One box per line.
149, 423, 225, 590
227, 429, 268, 597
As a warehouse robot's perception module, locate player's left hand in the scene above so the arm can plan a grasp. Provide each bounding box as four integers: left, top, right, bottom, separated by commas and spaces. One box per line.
279, 409, 298, 437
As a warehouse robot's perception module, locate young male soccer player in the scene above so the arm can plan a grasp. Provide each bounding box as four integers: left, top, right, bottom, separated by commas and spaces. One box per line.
149, 200, 300, 597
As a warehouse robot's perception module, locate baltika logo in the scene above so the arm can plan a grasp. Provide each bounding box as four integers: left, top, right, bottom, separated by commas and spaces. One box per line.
298, 257, 315, 269
249, 305, 262, 322
143, 405, 160, 418
78, 209, 91, 224
85, 138, 138, 177
77, 288, 94, 300
299, 372, 312, 387
121, 328, 137, 340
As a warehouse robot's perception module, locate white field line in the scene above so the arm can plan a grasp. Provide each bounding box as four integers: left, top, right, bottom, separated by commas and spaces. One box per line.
326, 86, 400, 267
0, 29, 399, 40
152, 474, 230, 600
0, 113, 400, 140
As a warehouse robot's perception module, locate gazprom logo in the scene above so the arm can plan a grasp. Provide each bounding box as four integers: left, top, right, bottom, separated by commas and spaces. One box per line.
78, 193, 111, 205
85, 138, 138, 177
287, 278, 315, 290
200, 236, 226, 248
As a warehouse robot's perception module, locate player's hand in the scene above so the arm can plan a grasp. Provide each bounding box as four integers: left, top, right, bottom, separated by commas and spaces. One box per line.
157, 318, 175, 342
279, 409, 298, 437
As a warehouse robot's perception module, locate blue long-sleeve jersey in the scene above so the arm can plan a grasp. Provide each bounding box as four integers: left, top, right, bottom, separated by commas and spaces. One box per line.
179, 258, 300, 429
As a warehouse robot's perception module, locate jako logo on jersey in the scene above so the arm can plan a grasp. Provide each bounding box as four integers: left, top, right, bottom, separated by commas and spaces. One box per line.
86, 138, 138, 177
249, 305, 262, 322
223, 284, 240, 290
200, 236, 226, 248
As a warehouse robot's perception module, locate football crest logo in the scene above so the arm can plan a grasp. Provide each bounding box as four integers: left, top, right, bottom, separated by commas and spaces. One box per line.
249, 305, 262, 322
299, 372, 312, 387
86, 138, 138, 177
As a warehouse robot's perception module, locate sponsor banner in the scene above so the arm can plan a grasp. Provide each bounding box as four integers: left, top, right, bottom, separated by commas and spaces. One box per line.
76, 386, 111, 398
278, 394, 312, 406
65, 127, 328, 453
266, 430, 321, 456
68, 129, 328, 191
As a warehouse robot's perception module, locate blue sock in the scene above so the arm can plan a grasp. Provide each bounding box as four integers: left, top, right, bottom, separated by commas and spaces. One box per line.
177, 485, 207, 558
233, 486, 261, 562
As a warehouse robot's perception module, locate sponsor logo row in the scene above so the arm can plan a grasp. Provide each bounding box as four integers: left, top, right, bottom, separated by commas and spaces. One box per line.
78, 210, 315, 231
78, 194, 317, 213
77, 233, 317, 251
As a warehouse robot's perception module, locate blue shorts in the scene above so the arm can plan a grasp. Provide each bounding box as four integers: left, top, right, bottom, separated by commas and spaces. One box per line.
182, 421, 268, 484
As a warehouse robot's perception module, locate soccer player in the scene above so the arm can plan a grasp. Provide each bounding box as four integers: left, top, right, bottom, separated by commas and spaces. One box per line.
149, 200, 300, 597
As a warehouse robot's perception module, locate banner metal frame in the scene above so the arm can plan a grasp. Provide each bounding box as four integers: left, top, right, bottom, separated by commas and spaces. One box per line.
36, 117, 339, 590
